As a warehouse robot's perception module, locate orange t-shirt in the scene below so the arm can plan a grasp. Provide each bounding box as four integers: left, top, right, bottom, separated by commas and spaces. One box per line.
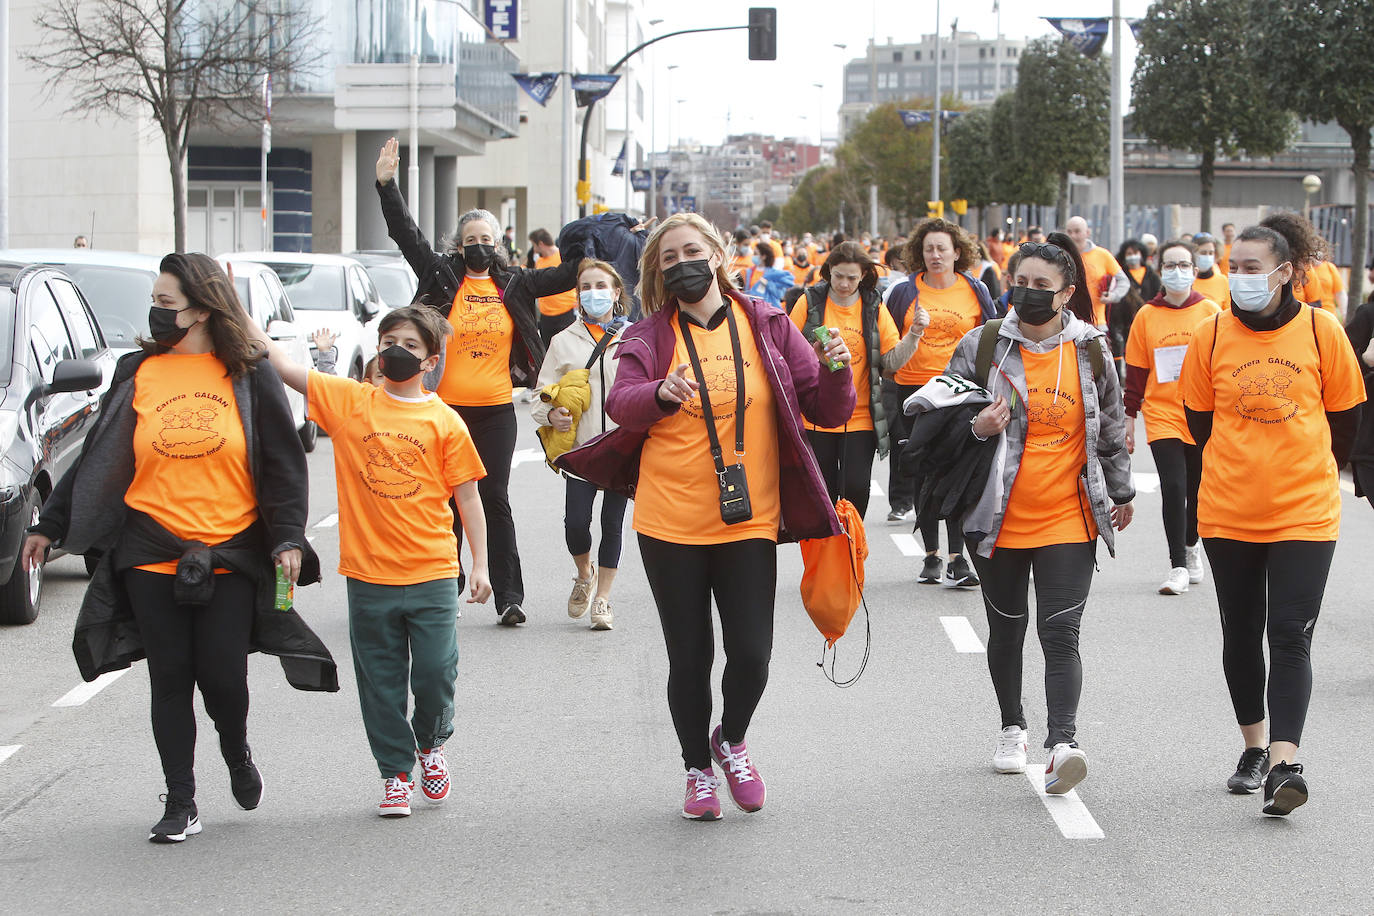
788, 296, 900, 432
728, 255, 755, 282
1081, 245, 1121, 327
1315, 261, 1344, 314
997, 342, 1098, 549
535, 252, 578, 317
1293, 264, 1328, 311
1128, 265, 1147, 286
125, 352, 258, 574
1194, 271, 1231, 312
436, 277, 514, 407
1180, 307, 1366, 542
634, 303, 781, 545
1125, 298, 1222, 443
894, 274, 984, 386
307, 371, 486, 585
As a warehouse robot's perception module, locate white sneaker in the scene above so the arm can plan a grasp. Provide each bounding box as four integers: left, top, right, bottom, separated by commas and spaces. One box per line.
1044, 744, 1088, 795
567, 570, 596, 618
992, 726, 1028, 774
589, 596, 613, 630
1185, 543, 1205, 584
1158, 566, 1190, 595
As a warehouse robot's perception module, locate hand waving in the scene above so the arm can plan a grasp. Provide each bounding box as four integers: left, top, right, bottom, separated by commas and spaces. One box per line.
376, 137, 400, 185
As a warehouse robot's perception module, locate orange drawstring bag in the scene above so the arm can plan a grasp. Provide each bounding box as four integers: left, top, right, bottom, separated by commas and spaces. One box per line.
799, 497, 870, 686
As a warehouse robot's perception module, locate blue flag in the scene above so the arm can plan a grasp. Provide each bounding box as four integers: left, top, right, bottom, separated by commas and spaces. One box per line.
511, 72, 560, 107
630, 169, 652, 192
611, 141, 626, 177
655, 168, 670, 189
898, 109, 931, 128
1043, 17, 1110, 58
572, 74, 620, 107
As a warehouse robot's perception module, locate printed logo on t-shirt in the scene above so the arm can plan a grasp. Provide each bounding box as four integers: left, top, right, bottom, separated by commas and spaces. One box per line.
1233, 358, 1302, 424
360, 431, 428, 499
682, 356, 754, 421
151, 392, 229, 459
1026, 388, 1077, 448
922, 309, 964, 348
454, 292, 506, 359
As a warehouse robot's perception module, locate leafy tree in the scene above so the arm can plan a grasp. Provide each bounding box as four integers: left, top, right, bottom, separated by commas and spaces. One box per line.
944, 106, 997, 211
1013, 38, 1110, 218
754, 203, 782, 225
989, 93, 1057, 208
844, 102, 937, 229
780, 167, 843, 236
1251, 0, 1374, 303
28, 0, 323, 252
1131, 0, 1296, 231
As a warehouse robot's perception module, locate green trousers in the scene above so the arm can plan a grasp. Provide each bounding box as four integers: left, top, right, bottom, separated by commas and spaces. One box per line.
346, 577, 460, 778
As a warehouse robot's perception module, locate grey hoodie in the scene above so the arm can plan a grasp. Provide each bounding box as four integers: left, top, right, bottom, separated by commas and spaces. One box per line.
946, 309, 1134, 558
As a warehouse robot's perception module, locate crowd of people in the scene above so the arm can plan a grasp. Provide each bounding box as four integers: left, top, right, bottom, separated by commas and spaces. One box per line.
22, 135, 1371, 838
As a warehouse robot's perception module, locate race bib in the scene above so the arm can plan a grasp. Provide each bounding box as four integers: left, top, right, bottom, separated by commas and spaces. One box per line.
1154, 344, 1188, 384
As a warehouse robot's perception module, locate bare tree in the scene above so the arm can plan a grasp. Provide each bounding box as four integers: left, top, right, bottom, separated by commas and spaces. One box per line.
27, 0, 324, 252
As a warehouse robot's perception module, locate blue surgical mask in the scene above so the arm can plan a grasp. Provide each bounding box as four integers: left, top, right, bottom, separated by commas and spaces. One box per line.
1161, 267, 1194, 293
1228, 265, 1285, 312
1196, 254, 1215, 273
579, 288, 615, 319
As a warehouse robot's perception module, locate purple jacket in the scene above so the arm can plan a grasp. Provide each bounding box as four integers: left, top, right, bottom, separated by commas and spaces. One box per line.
557, 290, 856, 543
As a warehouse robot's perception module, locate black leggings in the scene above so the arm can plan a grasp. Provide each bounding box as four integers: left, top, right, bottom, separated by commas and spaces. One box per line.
883, 380, 918, 511
1204, 538, 1335, 746
806, 429, 876, 518
1149, 438, 1202, 568
638, 535, 776, 771
971, 542, 1096, 748
124, 569, 255, 799
451, 403, 523, 609
564, 475, 628, 568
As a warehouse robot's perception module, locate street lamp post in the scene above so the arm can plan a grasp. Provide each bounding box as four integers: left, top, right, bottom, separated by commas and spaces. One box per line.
648, 18, 663, 220
812, 82, 823, 149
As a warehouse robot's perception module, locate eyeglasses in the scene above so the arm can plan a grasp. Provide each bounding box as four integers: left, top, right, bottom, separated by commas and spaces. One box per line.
1160, 261, 1193, 270
1018, 242, 1066, 259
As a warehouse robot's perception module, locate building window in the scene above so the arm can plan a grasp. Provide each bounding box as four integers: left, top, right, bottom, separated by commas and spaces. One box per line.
893, 51, 902, 63
979, 47, 986, 59
914, 50, 921, 61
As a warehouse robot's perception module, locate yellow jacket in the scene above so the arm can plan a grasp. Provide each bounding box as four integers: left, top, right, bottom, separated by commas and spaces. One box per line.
535, 368, 592, 470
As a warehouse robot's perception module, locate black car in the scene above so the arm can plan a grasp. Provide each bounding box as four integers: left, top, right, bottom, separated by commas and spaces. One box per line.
0, 263, 115, 624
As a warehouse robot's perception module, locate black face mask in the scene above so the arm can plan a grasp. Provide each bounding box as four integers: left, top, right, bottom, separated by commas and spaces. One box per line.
463, 244, 496, 272
663, 259, 716, 304
377, 345, 424, 382
148, 306, 190, 346
1010, 286, 1063, 327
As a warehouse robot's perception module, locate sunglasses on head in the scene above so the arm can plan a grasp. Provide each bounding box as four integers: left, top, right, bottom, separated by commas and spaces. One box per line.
1018, 242, 1066, 259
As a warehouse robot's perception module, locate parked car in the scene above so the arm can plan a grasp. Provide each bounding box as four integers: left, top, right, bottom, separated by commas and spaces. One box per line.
218, 257, 318, 451
230, 252, 386, 381
0, 260, 116, 624
349, 251, 419, 311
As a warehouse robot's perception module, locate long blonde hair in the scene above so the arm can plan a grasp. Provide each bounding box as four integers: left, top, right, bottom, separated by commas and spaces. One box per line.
637, 212, 737, 315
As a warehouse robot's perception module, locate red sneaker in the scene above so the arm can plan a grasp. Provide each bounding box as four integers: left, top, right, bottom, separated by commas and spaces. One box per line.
710, 725, 766, 812
378, 774, 413, 817
682, 767, 722, 820
417, 746, 450, 803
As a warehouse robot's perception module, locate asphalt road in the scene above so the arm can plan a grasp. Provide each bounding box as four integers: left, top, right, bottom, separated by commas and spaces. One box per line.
2, 409, 1372, 914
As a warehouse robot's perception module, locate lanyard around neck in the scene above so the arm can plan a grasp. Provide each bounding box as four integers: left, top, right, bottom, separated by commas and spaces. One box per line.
678, 304, 747, 471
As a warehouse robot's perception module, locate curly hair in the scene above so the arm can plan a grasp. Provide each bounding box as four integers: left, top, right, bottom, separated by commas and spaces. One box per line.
1255, 211, 1327, 285
142, 253, 263, 375
820, 241, 879, 293
903, 218, 978, 275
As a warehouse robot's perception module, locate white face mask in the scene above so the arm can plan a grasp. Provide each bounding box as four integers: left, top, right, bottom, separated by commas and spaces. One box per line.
1161, 267, 1194, 293
1125, 253, 1142, 268
579, 288, 616, 319
1196, 254, 1215, 272
1228, 265, 1285, 312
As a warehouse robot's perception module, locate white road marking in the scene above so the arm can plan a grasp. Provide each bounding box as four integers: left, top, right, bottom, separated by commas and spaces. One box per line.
869, 479, 883, 496
1340, 477, 1355, 496
939, 616, 986, 653
1132, 472, 1160, 494
511, 448, 544, 469
890, 533, 922, 557
307, 535, 317, 543
313, 513, 338, 529
52, 670, 127, 708
1025, 765, 1105, 839
0, 746, 20, 765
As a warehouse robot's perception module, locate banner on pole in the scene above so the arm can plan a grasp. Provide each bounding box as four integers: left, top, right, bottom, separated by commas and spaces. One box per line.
512, 72, 560, 106
611, 141, 627, 177
631, 169, 652, 191
572, 74, 621, 107
1043, 18, 1110, 58
655, 168, 670, 189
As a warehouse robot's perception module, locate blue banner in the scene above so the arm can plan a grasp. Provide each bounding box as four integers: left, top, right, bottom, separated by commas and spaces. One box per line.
671, 180, 690, 194
897, 110, 963, 129
511, 72, 559, 107
611, 141, 626, 177
572, 74, 620, 107
681, 196, 696, 212
631, 169, 652, 192
485, 0, 518, 41
655, 168, 670, 189
1043, 17, 1110, 58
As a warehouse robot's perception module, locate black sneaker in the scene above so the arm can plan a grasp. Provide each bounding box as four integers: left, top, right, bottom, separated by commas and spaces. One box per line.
499, 603, 526, 626
1226, 746, 1268, 794
918, 555, 943, 584
1262, 762, 1308, 816
149, 795, 201, 844
228, 746, 263, 810
945, 555, 979, 587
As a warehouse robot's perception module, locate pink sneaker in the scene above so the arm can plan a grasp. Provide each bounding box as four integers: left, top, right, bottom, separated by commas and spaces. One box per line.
417, 746, 450, 803
710, 725, 766, 812
682, 767, 722, 820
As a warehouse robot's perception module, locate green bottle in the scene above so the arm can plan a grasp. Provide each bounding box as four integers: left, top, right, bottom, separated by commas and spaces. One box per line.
812, 325, 843, 372
274, 565, 294, 611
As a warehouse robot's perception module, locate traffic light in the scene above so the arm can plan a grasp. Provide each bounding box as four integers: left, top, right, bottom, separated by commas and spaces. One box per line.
950, 199, 968, 216
748, 8, 777, 61
926, 200, 945, 219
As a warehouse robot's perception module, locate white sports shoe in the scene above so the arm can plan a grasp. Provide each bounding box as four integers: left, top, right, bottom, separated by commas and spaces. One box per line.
567, 571, 596, 618
993, 726, 1028, 774
1158, 566, 1190, 595
1185, 543, 1205, 584
1044, 744, 1088, 795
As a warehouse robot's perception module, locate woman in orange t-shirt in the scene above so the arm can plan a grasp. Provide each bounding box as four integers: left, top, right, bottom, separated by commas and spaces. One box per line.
558, 212, 855, 821
788, 242, 916, 519
1192, 232, 1231, 310
944, 234, 1135, 796
1180, 217, 1365, 815
24, 254, 328, 842
1123, 238, 1220, 596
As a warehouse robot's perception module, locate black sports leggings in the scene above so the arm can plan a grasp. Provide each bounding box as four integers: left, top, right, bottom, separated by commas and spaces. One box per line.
124, 569, 255, 800
971, 542, 1096, 748
1204, 538, 1335, 746
638, 535, 777, 771
451, 403, 523, 609
1149, 438, 1202, 568
806, 429, 877, 518
884, 380, 918, 510
564, 475, 628, 568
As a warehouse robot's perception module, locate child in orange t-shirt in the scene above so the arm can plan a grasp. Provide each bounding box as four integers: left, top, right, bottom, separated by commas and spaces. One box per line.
256, 306, 491, 819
